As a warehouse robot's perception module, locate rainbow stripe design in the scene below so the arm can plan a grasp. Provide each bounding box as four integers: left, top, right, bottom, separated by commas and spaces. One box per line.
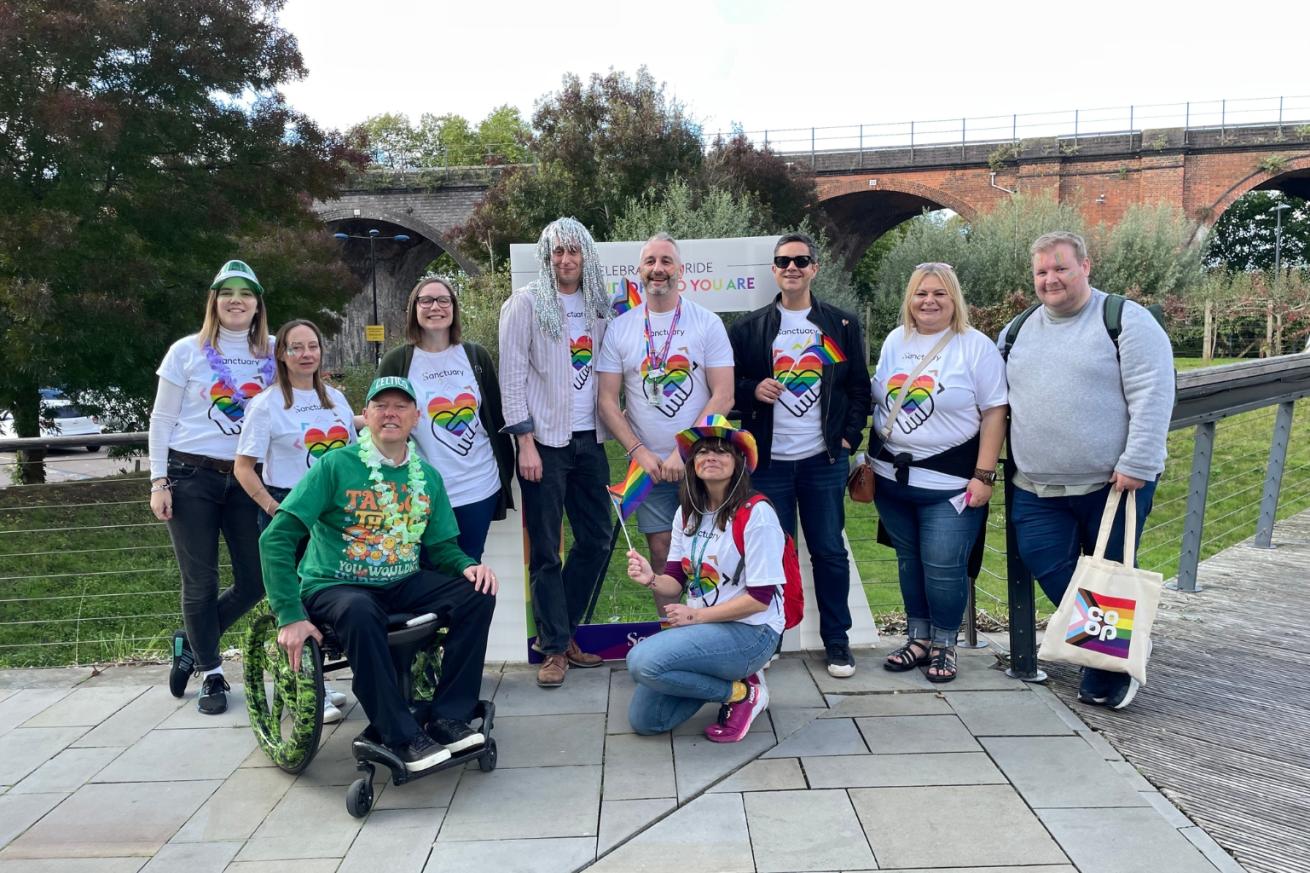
428, 393, 478, 435
1064, 589, 1135, 659
210, 381, 262, 422
805, 334, 847, 365
886, 373, 936, 413
608, 459, 654, 521
612, 277, 643, 316
570, 334, 593, 371
305, 425, 350, 459
640, 353, 692, 398
682, 558, 721, 599
774, 353, 823, 397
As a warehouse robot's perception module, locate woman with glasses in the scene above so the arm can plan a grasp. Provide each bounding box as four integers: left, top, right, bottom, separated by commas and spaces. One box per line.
871, 263, 1007, 683
377, 275, 513, 562
623, 415, 784, 743
149, 260, 274, 715
235, 319, 356, 722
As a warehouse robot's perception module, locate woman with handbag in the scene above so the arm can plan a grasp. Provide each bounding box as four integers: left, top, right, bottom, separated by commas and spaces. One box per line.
376, 275, 514, 562
871, 263, 1007, 682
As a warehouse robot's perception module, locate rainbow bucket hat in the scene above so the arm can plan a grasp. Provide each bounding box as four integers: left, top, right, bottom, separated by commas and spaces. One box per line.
674, 414, 759, 473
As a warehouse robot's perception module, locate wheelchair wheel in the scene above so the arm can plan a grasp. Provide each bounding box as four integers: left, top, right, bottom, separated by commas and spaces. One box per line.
409, 633, 445, 705
346, 776, 374, 818
244, 606, 324, 774
478, 738, 498, 772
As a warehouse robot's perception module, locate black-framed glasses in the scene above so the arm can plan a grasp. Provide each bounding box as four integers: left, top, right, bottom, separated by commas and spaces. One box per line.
773, 255, 815, 269
416, 295, 454, 309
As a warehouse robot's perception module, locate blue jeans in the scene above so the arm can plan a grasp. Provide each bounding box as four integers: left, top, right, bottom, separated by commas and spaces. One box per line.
873, 476, 986, 646
626, 621, 780, 735
752, 448, 851, 645
453, 490, 500, 563
1010, 480, 1157, 694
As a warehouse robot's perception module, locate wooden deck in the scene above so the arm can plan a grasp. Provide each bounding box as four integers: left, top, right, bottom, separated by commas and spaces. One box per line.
1046, 508, 1310, 873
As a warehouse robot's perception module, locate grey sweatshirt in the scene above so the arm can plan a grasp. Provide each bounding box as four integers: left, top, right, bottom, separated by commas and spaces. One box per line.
1003, 288, 1174, 487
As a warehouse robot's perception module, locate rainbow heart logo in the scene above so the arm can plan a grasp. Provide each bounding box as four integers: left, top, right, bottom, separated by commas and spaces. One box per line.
428, 393, 478, 435
305, 425, 350, 458
681, 558, 720, 599
210, 381, 262, 421
642, 353, 692, 397
570, 334, 593, 371
775, 353, 822, 397
887, 373, 935, 412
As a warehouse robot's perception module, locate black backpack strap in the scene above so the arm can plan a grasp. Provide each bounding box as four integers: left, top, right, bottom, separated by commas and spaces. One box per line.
999, 303, 1042, 361
1103, 293, 1126, 355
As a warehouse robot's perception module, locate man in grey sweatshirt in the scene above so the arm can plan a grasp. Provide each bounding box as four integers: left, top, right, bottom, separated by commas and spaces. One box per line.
1002, 231, 1174, 711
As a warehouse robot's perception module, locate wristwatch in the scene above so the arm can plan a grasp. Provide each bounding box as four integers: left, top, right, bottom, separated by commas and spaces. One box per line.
973, 468, 997, 485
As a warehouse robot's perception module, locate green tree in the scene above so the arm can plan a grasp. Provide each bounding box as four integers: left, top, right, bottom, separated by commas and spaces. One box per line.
1205, 191, 1309, 272
353, 112, 419, 170
612, 179, 768, 242
475, 105, 531, 165
0, 0, 359, 481
702, 132, 816, 230
1091, 202, 1203, 300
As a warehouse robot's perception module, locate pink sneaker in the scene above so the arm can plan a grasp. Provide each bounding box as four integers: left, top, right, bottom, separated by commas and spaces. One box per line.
705, 673, 768, 743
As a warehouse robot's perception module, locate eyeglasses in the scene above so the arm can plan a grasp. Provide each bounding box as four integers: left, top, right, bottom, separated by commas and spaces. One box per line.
416, 295, 454, 309
286, 344, 321, 357
773, 255, 815, 270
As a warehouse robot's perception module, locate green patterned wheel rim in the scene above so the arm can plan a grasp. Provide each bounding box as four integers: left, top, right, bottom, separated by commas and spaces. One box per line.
409, 632, 446, 704
244, 606, 324, 774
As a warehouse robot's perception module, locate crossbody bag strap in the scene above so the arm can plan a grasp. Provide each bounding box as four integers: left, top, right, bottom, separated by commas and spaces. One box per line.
879, 330, 954, 441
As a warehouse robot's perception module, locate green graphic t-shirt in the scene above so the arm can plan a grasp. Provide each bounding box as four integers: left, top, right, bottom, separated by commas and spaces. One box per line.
261, 443, 473, 626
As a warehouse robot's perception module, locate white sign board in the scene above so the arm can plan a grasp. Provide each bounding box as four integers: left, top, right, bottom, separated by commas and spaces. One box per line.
510, 235, 782, 314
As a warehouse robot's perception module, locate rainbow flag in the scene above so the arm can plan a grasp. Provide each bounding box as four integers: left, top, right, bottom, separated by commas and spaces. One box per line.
612, 277, 642, 316
805, 334, 848, 365
608, 459, 654, 521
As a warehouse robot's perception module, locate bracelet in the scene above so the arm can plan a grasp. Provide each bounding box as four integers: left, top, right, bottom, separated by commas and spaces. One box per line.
625, 441, 644, 457
973, 468, 997, 485
150, 480, 171, 493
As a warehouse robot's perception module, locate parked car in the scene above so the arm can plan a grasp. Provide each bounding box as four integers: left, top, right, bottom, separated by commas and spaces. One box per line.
0, 389, 106, 451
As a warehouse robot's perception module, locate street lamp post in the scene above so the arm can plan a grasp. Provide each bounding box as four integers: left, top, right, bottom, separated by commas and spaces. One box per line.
334, 228, 411, 365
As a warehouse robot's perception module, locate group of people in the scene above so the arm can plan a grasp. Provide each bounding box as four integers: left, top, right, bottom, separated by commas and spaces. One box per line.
147, 217, 1172, 766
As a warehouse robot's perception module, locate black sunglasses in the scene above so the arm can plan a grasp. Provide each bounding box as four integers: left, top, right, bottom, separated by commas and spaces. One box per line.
773, 255, 815, 269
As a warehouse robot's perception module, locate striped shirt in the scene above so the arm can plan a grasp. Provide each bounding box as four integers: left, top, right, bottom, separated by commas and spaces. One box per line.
498, 285, 610, 448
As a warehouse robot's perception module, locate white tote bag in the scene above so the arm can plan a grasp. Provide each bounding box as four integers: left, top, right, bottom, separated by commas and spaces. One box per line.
1037, 490, 1162, 685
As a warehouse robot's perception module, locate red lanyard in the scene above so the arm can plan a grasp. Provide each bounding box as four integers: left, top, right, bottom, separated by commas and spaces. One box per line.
642, 301, 682, 372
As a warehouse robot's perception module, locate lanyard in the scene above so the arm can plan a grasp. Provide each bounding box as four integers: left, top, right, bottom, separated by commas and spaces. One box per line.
688, 513, 717, 593
642, 301, 683, 374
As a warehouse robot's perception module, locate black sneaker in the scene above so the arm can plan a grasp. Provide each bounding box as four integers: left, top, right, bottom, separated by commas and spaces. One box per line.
427, 717, 485, 754
1105, 673, 1141, 711
197, 673, 229, 715
168, 630, 194, 698
825, 642, 856, 678
1077, 666, 1116, 705
395, 731, 452, 772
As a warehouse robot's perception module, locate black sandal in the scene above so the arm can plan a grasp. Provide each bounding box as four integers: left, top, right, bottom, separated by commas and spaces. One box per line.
926, 646, 958, 683
884, 639, 931, 672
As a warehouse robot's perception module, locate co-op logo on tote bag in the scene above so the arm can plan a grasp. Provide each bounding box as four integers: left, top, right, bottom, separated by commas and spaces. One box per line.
1064, 590, 1136, 659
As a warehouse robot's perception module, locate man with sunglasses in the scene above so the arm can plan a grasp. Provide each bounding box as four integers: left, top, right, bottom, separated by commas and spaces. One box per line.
728, 232, 871, 677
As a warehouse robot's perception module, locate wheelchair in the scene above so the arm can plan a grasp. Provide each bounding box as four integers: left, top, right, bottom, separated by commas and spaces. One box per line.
244, 602, 497, 818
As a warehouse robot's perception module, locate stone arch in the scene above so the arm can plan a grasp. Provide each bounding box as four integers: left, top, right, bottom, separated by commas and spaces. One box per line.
318, 207, 482, 276
815, 178, 981, 271
1198, 155, 1310, 243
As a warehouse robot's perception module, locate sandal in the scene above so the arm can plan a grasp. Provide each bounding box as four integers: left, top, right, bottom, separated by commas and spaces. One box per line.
926, 646, 958, 683
884, 639, 931, 672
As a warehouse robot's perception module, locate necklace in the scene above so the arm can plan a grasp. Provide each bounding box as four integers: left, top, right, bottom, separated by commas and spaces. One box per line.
204, 341, 275, 409
357, 428, 430, 544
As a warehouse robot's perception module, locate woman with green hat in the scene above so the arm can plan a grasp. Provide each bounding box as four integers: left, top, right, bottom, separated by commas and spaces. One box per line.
623, 414, 784, 743
148, 260, 274, 715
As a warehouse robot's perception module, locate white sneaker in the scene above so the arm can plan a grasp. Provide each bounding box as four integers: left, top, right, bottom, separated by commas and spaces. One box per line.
322, 702, 344, 724
325, 686, 347, 708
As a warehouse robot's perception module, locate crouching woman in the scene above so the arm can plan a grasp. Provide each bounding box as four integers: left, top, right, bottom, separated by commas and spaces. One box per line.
623, 415, 784, 743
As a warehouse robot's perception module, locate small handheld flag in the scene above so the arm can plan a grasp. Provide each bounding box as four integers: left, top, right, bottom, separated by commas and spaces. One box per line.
805, 333, 848, 365
612, 277, 642, 316
608, 459, 654, 521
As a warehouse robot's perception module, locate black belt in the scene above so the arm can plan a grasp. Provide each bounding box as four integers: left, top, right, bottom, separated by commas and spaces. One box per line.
168, 450, 236, 474
877, 434, 981, 487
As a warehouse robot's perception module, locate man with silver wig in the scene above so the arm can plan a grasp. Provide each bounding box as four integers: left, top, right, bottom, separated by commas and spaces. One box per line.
499, 217, 613, 687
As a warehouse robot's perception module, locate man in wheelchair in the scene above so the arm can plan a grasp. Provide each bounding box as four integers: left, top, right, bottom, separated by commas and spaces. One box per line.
260, 376, 498, 772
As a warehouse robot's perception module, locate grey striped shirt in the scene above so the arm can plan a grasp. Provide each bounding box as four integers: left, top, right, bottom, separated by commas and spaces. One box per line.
498, 285, 610, 448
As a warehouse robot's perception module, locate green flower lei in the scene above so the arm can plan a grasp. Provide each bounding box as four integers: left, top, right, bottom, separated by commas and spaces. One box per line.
357, 427, 430, 543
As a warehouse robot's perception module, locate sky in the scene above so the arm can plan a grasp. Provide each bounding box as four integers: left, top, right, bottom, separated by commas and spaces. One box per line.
279, 0, 1310, 143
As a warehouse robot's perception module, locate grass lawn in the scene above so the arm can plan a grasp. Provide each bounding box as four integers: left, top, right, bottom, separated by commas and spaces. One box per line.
3, 363, 1309, 667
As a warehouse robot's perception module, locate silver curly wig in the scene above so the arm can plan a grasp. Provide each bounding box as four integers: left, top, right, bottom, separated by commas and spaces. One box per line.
531, 217, 610, 340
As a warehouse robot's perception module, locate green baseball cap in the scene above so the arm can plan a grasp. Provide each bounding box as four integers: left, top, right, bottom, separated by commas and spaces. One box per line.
210, 260, 265, 296
365, 376, 418, 404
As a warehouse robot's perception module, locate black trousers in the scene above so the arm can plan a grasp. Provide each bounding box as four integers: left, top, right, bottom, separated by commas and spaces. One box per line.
304, 571, 496, 747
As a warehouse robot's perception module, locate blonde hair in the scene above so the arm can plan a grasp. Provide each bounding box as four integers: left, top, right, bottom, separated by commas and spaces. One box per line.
900, 263, 971, 335
197, 285, 270, 357
1031, 231, 1088, 262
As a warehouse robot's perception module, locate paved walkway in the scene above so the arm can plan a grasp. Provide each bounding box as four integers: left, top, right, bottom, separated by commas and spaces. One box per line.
0, 645, 1244, 873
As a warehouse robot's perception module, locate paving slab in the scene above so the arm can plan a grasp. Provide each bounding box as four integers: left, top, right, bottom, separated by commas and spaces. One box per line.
597, 797, 676, 854
981, 736, 1149, 808
227, 860, 341, 873
11, 746, 121, 794
945, 690, 1073, 736
492, 666, 611, 716
804, 654, 934, 694
878, 868, 1075, 873
0, 791, 66, 850
820, 691, 952, 717
139, 840, 241, 873
237, 784, 362, 861
803, 752, 1006, 788
763, 717, 867, 758
286, 720, 372, 786
851, 784, 1069, 868
82, 666, 172, 687
1076, 726, 1125, 761
1, 780, 220, 859
491, 713, 604, 768
0, 689, 74, 736
1109, 758, 1157, 792
155, 684, 250, 730
73, 687, 187, 749
929, 660, 1028, 691
745, 788, 876, 872
172, 766, 295, 842
93, 727, 255, 783
588, 792, 753, 873
424, 836, 595, 873
708, 757, 806, 793
0, 667, 89, 690
0, 859, 146, 872
673, 731, 776, 801
439, 765, 601, 840
1039, 807, 1222, 873
338, 808, 443, 873
606, 669, 637, 733
0, 726, 88, 784
372, 765, 462, 810
1028, 683, 1095, 731
855, 714, 979, 754
22, 685, 145, 728
1142, 790, 1194, 828
602, 731, 675, 800
760, 656, 827, 708
1179, 826, 1248, 873
767, 707, 827, 741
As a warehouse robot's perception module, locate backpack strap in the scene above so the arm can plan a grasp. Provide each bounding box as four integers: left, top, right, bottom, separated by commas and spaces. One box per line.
731, 493, 771, 587
1102, 293, 1126, 356
999, 303, 1042, 361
